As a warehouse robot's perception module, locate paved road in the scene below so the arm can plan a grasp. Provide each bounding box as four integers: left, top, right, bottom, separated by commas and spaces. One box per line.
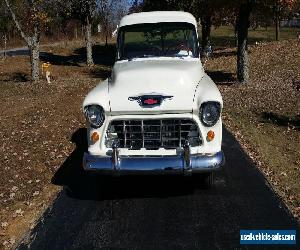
0, 47, 29, 57
19, 128, 299, 249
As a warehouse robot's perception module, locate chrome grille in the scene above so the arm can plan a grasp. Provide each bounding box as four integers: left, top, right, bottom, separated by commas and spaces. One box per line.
106, 119, 202, 150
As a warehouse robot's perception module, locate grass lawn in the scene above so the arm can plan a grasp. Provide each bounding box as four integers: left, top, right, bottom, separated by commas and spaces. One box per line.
208, 25, 300, 48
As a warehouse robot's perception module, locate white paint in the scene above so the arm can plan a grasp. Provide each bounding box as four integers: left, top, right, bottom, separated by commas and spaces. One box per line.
109, 58, 205, 114
119, 11, 198, 28
83, 11, 223, 157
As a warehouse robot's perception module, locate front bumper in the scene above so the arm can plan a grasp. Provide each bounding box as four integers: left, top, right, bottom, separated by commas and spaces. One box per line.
83, 150, 225, 175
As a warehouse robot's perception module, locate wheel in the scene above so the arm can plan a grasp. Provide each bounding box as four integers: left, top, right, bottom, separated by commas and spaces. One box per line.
192, 172, 214, 189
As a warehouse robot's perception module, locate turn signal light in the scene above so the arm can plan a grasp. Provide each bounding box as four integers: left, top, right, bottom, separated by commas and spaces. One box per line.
207, 130, 215, 141
91, 132, 99, 143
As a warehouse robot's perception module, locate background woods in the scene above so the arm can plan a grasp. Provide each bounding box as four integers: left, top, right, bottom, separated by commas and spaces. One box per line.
1, 0, 127, 78
1, 0, 299, 82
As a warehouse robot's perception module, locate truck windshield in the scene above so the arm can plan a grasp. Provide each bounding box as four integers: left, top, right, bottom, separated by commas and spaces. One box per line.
117, 22, 199, 60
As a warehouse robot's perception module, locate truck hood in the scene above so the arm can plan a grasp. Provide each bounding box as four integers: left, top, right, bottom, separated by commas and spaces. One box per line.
109, 58, 204, 114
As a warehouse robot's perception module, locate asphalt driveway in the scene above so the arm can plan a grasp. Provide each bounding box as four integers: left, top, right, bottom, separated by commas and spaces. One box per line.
18, 128, 299, 249
0, 47, 29, 57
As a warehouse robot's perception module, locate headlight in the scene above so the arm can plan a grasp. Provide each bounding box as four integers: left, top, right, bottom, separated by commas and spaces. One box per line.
200, 102, 221, 127
84, 105, 105, 128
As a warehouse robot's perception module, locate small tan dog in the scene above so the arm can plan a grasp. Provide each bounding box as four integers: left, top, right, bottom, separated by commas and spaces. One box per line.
41, 62, 51, 83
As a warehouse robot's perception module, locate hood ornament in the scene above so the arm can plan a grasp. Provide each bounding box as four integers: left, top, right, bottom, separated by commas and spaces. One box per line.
128, 94, 173, 108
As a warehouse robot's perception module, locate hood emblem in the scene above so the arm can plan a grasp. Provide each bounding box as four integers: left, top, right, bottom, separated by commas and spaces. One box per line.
128, 95, 173, 108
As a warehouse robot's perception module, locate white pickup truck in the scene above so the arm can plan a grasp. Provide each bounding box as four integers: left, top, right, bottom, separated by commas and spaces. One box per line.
82, 11, 224, 187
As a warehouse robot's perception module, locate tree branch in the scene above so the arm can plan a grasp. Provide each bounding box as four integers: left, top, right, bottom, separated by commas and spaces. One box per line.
4, 0, 30, 46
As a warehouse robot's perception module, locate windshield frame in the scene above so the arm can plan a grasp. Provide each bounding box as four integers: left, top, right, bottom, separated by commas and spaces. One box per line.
117, 22, 200, 61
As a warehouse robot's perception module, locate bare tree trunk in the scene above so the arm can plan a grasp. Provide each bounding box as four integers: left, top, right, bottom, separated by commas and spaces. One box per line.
74, 27, 78, 40
85, 16, 94, 67
4, 34, 7, 59
275, 17, 280, 41
4, 0, 40, 81
236, 1, 252, 84
275, 5, 280, 41
30, 43, 40, 81
29, 10, 40, 81
4, 0, 29, 44
200, 16, 211, 56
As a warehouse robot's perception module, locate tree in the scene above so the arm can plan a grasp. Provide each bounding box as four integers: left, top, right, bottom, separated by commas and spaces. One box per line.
140, 0, 229, 56
129, 0, 143, 13
4, 0, 46, 81
235, 0, 297, 83
252, 0, 298, 40
42, 0, 95, 66
137, 0, 299, 84
271, 0, 297, 40
96, 0, 127, 46
42, 0, 81, 41
0, 2, 12, 58
236, 0, 253, 83
192, 0, 215, 56
71, 0, 96, 66
235, 0, 298, 84
68, 0, 127, 65
85, 14, 94, 66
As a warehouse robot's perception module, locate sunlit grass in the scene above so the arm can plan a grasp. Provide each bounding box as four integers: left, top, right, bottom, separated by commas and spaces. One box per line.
207, 25, 300, 47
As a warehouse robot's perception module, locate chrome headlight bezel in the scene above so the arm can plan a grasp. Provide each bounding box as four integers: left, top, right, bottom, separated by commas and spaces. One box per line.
200, 101, 221, 127
84, 105, 105, 128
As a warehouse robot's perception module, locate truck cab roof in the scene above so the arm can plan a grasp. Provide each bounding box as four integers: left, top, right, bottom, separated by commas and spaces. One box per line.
119, 11, 198, 28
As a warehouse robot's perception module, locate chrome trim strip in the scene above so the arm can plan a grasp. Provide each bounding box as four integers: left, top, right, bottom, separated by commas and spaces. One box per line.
183, 140, 191, 174
83, 151, 225, 174
112, 143, 120, 170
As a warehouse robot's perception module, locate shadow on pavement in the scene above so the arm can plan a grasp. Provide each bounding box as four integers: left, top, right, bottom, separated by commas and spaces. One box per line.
260, 112, 300, 131
207, 70, 236, 86
89, 66, 112, 80
73, 44, 116, 66
212, 49, 236, 58
1, 49, 29, 56
0, 72, 30, 82
40, 44, 116, 68
40, 52, 84, 66
51, 128, 197, 201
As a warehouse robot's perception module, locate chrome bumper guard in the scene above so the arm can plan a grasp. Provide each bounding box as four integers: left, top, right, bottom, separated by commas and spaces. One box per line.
83, 147, 225, 175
